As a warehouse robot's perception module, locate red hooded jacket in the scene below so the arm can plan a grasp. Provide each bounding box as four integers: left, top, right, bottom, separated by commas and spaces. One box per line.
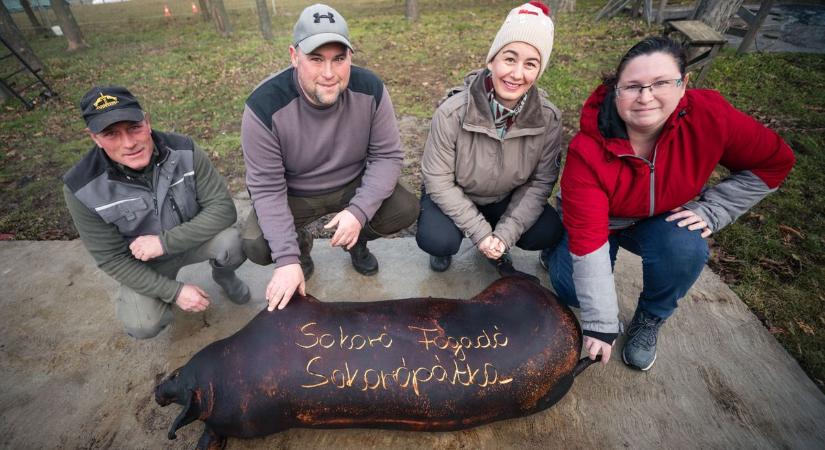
562, 85, 795, 257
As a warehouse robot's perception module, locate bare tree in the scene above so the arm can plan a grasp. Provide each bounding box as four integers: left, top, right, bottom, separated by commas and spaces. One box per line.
255, 0, 272, 40
51, 0, 89, 51
210, 0, 233, 37
198, 0, 210, 22
691, 0, 745, 34
405, 0, 419, 22
20, 0, 49, 36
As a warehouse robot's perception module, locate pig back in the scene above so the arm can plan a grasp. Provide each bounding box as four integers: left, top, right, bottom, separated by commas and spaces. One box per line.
197, 275, 581, 436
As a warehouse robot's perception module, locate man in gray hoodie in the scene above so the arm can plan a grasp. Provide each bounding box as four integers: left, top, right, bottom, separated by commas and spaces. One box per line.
241, 4, 418, 312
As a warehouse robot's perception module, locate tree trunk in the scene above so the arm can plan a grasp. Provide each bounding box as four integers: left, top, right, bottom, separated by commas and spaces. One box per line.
0, 1, 44, 72
692, 0, 745, 34
255, 0, 272, 40
20, 0, 49, 36
198, 0, 210, 22
656, 0, 668, 24
405, 0, 419, 22
557, 0, 576, 13
51, 0, 89, 51
547, 0, 576, 13
210, 0, 233, 37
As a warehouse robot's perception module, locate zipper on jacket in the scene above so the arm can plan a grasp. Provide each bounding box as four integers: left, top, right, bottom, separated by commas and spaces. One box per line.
169, 197, 185, 224
618, 151, 657, 217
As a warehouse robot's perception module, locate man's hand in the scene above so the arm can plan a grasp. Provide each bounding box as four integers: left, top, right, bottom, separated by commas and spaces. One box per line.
583, 336, 612, 365
478, 235, 506, 260
175, 284, 210, 312
130, 235, 165, 261
324, 210, 362, 250
266, 264, 306, 311
666, 207, 711, 238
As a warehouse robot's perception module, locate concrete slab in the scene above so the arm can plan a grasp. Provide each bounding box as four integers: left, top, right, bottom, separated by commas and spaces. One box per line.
1, 238, 824, 449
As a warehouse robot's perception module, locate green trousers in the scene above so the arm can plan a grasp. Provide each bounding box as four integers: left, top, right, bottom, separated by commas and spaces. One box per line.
242, 178, 419, 266
115, 227, 244, 339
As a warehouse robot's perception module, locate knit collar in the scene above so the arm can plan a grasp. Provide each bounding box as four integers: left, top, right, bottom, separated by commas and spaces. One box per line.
485, 72, 527, 138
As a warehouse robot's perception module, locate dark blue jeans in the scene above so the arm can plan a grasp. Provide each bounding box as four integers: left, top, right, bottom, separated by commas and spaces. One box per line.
416, 193, 563, 257
549, 214, 709, 319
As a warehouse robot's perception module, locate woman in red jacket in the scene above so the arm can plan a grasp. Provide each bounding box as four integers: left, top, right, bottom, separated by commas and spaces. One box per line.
545, 36, 794, 371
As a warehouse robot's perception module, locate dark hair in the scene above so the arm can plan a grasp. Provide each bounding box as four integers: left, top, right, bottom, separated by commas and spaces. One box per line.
602, 36, 687, 87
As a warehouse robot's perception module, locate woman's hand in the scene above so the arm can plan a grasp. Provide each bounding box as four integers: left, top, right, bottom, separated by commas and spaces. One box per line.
666, 207, 711, 238
478, 235, 506, 260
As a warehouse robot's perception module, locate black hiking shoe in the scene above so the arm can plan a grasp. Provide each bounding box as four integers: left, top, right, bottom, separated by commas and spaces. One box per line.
347, 237, 378, 276
210, 261, 251, 305
297, 227, 314, 280
622, 309, 666, 371
489, 252, 515, 276
429, 255, 452, 272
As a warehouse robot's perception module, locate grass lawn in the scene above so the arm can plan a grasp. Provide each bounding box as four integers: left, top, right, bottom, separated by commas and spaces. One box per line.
1, 0, 823, 390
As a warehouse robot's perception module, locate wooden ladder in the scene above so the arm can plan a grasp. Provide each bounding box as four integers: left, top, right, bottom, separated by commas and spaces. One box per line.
0, 34, 56, 110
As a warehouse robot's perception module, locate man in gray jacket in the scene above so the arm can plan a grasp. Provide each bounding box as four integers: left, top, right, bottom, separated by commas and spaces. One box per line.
241, 3, 418, 312
63, 85, 250, 339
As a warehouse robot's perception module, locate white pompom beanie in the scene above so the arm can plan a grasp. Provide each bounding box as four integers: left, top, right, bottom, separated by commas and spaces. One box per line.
486, 2, 555, 77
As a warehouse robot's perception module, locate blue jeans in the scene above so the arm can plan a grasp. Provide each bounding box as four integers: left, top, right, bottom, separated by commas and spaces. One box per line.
549, 214, 709, 319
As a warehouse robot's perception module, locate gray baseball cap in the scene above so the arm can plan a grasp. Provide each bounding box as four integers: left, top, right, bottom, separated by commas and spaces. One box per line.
293, 3, 354, 54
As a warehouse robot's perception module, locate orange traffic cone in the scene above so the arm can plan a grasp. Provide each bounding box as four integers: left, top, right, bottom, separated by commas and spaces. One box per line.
163, 5, 172, 18
191, 2, 199, 14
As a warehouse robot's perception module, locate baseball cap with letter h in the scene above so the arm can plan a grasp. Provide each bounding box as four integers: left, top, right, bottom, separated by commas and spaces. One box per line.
80, 85, 145, 133
293, 3, 354, 54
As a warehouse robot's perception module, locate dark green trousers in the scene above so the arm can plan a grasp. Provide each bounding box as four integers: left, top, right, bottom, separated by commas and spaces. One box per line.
242, 178, 419, 265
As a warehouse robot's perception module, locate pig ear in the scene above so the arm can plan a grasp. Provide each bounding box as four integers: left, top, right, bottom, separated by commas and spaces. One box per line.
167, 389, 198, 440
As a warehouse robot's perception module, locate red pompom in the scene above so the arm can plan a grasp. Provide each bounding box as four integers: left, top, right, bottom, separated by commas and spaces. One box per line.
528, 1, 551, 17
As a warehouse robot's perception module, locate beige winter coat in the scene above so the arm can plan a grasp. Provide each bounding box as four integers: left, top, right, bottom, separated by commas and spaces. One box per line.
421, 69, 563, 248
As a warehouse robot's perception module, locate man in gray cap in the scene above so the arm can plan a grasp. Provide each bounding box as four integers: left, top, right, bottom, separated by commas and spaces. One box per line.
241, 3, 418, 312
63, 85, 250, 339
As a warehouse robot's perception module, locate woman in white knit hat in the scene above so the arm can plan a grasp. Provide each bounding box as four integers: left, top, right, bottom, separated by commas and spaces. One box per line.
416, 1, 563, 273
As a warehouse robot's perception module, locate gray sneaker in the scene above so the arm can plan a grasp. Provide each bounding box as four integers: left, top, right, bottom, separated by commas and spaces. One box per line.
622, 309, 666, 371
539, 248, 552, 271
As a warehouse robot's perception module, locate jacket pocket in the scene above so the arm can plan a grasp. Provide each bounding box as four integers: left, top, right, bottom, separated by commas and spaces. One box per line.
169, 171, 199, 221
95, 197, 149, 224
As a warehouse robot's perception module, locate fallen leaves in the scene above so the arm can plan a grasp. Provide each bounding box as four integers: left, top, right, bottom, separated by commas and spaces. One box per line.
778, 224, 804, 240
796, 319, 816, 336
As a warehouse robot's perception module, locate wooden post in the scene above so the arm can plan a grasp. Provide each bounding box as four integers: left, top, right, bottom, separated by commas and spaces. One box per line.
405, 0, 419, 22
737, 0, 774, 54
656, 0, 668, 24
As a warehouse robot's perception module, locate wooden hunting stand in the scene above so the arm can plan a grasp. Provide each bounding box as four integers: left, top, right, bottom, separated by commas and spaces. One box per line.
0, 34, 56, 110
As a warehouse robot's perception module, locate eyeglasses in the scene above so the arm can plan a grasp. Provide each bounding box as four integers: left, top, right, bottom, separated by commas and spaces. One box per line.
615, 78, 684, 99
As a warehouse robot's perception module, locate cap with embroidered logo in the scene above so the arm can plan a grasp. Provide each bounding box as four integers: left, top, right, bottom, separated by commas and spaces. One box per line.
80, 85, 145, 133
293, 3, 353, 54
